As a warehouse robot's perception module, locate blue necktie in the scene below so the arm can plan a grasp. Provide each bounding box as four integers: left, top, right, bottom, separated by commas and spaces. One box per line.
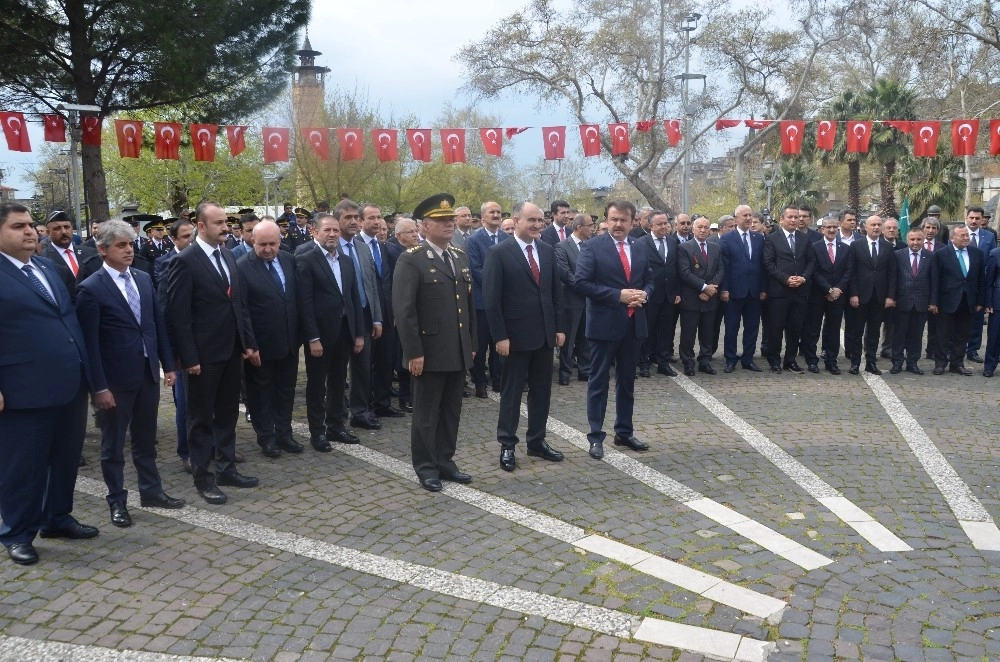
370, 238, 382, 277
742, 232, 750, 258
21, 264, 57, 306
959, 249, 968, 277
344, 242, 368, 308
266, 260, 284, 293
118, 271, 142, 323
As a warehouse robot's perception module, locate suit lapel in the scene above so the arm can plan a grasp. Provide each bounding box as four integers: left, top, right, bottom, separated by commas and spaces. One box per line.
98, 268, 142, 328
3, 257, 58, 308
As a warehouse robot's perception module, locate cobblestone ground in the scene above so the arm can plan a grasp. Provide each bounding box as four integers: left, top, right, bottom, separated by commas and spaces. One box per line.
2, 339, 999, 661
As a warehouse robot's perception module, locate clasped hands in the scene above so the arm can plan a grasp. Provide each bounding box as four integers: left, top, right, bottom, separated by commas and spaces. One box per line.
620, 289, 647, 308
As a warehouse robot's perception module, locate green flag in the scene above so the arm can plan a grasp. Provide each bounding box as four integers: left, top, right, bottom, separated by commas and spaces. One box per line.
899, 197, 909, 236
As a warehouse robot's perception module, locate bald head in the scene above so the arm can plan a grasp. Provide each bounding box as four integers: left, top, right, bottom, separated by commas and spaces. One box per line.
252, 220, 282, 261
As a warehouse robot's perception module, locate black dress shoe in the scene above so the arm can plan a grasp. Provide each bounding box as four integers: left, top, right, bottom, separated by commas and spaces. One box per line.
742, 362, 763, 372
907, 365, 924, 375
526, 442, 564, 462
614, 434, 649, 451
807, 363, 819, 373
277, 438, 304, 453
968, 353, 984, 363
350, 414, 381, 430
311, 435, 332, 452
723, 363, 735, 373
420, 478, 443, 492
6, 543, 38, 565
865, 362, 881, 375
950, 365, 973, 376
260, 440, 281, 458
698, 364, 716, 375
558, 376, 569, 385
374, 405, 406, 418
217, 471, 259, 488
770, 366, 782, 374
683, 366, 695, 376
140, 492, 186, 509
399, 399, 413, 413
499, 447, 516, 472
462, 388, 471, 397
197, 484, 228, 504
491, 383, 501, 393
889, 363, 902, 374
826, 363, 841, 375
588, 441, 604, 459
849, 363, 860, 375
638, 366, 651, 378
440, 470, 472, 484
475, 385, 487, 398
656, 364, 677, 376
784, 362, 804, 374
110, 502, 132, 528
984, 369, 995, 378
181, 457, 193, 473
578, 373, 590, 381
39, 521, 99, 539
328, 429, 361, 444
932, 365, 946, 375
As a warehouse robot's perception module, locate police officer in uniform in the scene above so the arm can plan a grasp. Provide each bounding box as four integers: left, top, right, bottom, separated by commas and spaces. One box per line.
392, 194, 477, 492
138, 217, 173, 263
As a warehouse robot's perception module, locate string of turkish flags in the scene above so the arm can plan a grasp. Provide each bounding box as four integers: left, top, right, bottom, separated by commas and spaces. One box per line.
3, 111, 1000, 161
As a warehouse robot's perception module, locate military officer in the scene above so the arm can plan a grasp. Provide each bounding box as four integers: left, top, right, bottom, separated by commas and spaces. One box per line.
392, 193, 477, 492
138, 217, 173, 263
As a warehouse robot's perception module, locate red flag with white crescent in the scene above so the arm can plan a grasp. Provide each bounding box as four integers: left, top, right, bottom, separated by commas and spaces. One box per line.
440, 129, 466, 164
81, 115, 103, 147
780, 120, 805, 155
846, 121, 872, 153
0, 112, 31, 152
884, 120, 912, 134
951, 119, 979, 157
578, 124, 601, 157
635, 120, 655, 133
663, 119, 682, 146
990, 120, 1000, 157
337, 128, 363, 161
43, 114, 66, 143
262, 127, 289, 163
190, 124, 218, 162
114, 119, 143, 158
542, 126, 566, 160
406, 129, 432, 162
715, 119, 741, 131
479, 128, 502, 157
302, 127, 330, 160
815, 120, 837, 150
505, 127, 529, 139
911, 121, 940, 157
609, 123, 630, 155
371, 129, 399, 162
154, 122, 181, 160
226, 125, 247, 157
745, 119, 774, 129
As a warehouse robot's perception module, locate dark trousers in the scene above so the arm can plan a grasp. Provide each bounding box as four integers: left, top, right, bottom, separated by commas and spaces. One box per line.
586, 322, 641, 444
472, 308, 504, 388
304, 319, 352, 438
710, 300, 726, 356
100, 368, 163, 505
394, 331, 411, 402
0, 386, 87, 546
370, 319, 395, 409
892, 309, 927, 365
880, 308, 895, 354
936, 298, 974, 367
348, 307, 374, 417
723, 296, 761, 365
410, 370, 465, 480
245, 350, 299, 448
679, 307, 716, 367
967, 308, 986, 356
173, 374, 189, 459
185, 349, 242, 486
983, 312, 1000, 371
560, 307, 590, 379
845, 300, 885, 363
803, 298, 845, 364
498, 345, 554, 448
662, 302, 680, 360
766, 296, 807, 366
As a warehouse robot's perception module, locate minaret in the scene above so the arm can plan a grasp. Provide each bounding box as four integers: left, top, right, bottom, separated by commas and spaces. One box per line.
291, 32, 331, 203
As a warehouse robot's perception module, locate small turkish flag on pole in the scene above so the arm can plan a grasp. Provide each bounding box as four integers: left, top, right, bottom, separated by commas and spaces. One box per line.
440, 129, 466, 164
609, 123, 630, 155
262, 127, 289, 163
990, 120, 1000, 157
911, 120, 941, 157
372, 129, 399, 162
780, 120, 805, 155
542, 126, 566, 160
226, 126, 247, 157
43, 114, 66, 143
951, 119, 979, 157
480, 128, 502, 157
578, 125, 601, 157
406, 129, 432, 162
846, 121, 872, 153
337, 128, 363, 161
154, 122, 181, 160
190, 124, 218, 161
81, 115, 103, 146
114, 119, 143, 158
302, 127, 330, 160
0, 112, 31, 152
663, 119, 682, 146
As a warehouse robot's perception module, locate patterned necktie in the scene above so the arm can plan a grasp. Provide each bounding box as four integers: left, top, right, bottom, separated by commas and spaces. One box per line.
526, 244, 540, 285
700, 241, 708, 263
119, 271, 142, 323
21, 264, 56, 306
911, 252, 920, 276
657, 237, 666, 259
742, 232, 750, 258
788, 232, 795, 252
617, 241, 633, 318
925, 240, 932, 251
559, 226, 565, 241
266, 259, 284, 293
827, 241, 835, 263
369, 238, 382, 277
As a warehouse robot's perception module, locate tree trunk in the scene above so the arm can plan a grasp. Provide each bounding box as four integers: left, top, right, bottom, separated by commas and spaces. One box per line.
848, 161, 860, 212
82, 143, 111, 222
880, 159, 897, 218
613, 161, 669, 211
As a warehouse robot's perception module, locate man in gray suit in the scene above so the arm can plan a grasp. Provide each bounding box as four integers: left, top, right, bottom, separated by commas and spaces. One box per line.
554, 213, 594, 385
450, 206, 473, 250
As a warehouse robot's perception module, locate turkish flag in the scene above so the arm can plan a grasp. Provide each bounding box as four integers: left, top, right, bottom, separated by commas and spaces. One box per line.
372, 129, 398, 162
440, 129, 466, 164
114, 119, 143, 158
951, 119, 979, 157
337, 128, 363, 161
579, 124, 601, 157
262, 127, 289, 163
636, 120, 655, 133
154, 122, 181, 160
505, 127, 529, 139
609, 123, 630, 155
190, 123, 217, 161
663, 119, 682, 146
406, 129, 432, 162
226, 126, 247, 157
911, 120, 941, 157
745, 119, 774, 129
884, 120, 912, 134
302, 127, 330, 160
780, 120, 806, 155
0, 112, 31, 152
990, 120, 1000, 156
81, 115, 103, 146
816, 120, 837, 150
542, 126, 566, 160
846, 121, 872, 153
43, 114, 66, 142
480, 128, 502, 157
715, 119, 741, 131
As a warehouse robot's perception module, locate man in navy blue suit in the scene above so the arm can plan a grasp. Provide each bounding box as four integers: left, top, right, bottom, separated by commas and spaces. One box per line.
931, 225, 985, 375
719, 205, 766, 373
888, 228, 936, 375
76, 220, 186, 529
962, 207, 995, 363
982, 245, 1000, 376
803, 217, 854, 374
0, 203, 97, 565
466, 201, 510, 397
575, 201, 654, 460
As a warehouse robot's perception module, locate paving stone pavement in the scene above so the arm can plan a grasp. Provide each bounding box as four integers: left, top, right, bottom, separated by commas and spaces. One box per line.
2, 346, 1000, 661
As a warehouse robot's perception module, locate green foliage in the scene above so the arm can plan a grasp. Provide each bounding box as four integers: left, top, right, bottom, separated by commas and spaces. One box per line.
894, 151, 966, 220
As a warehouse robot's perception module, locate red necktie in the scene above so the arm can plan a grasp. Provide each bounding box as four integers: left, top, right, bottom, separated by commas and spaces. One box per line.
827, 242, 835, 263
912, 252, 920, 276
526, 244, 540, 286
617, 241, 633, 317
64, 248, 79, 276
559, 226, 565, 241
925, 240, 932, 251
700, 242, 708, 263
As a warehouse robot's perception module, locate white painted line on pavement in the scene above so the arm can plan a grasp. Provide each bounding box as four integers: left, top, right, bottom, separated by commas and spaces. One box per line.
864, 373, 1000, 551
671, 374, 912, 552
72, 476, 772, 661
0, 635, 239, 662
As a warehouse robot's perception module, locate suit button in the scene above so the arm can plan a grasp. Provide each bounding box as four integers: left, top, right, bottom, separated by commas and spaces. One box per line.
456, 295, 460, 299
459, 323, 463, 328
458, 308, 462, 314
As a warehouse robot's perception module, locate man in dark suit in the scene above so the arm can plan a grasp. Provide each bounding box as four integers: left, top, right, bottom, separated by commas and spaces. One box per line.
963, 206, 996, 363
297, 214, 365, 450
889, 228, 936, 374
43, 210, 96, 297
576, 201, 654, 459
466, 200, 510, 397
845, 215, 897, 375
165, 201, 259, 505
931, 225, 985, 375
389, 218, 421, 411
0, 203, 97, 565
554, 213, 594, 384
540, 199, 572, 246
76, 220, 185, 528
982, 246, 1000, 377
393, 194, 477, 491
485, 202, 566, 471
919, 217, 946, 360
720, 205, 766, 373
230, 215, 258, 260
763, 206, 816, 373
138, 217, 173, 264
677, 217, 725, 375
803, 217, 854, 374
636, 211, 679, 377
877, 217, 906, 359
235, 220, 303, 458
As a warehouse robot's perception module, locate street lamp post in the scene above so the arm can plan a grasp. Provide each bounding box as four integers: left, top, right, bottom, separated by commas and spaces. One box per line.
761, 160, 776, 217
677, 13, 703, 215
49, 168, 69, 210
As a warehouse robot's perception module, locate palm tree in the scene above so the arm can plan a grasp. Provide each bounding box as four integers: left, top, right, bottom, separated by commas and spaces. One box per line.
863, 78, 918, 219
894, 150, 966, 220
766, 159, 822, 212
820, 90, 865, 212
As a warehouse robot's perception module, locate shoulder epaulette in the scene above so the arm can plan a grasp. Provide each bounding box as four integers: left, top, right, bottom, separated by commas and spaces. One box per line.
406, 245, 421, 253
